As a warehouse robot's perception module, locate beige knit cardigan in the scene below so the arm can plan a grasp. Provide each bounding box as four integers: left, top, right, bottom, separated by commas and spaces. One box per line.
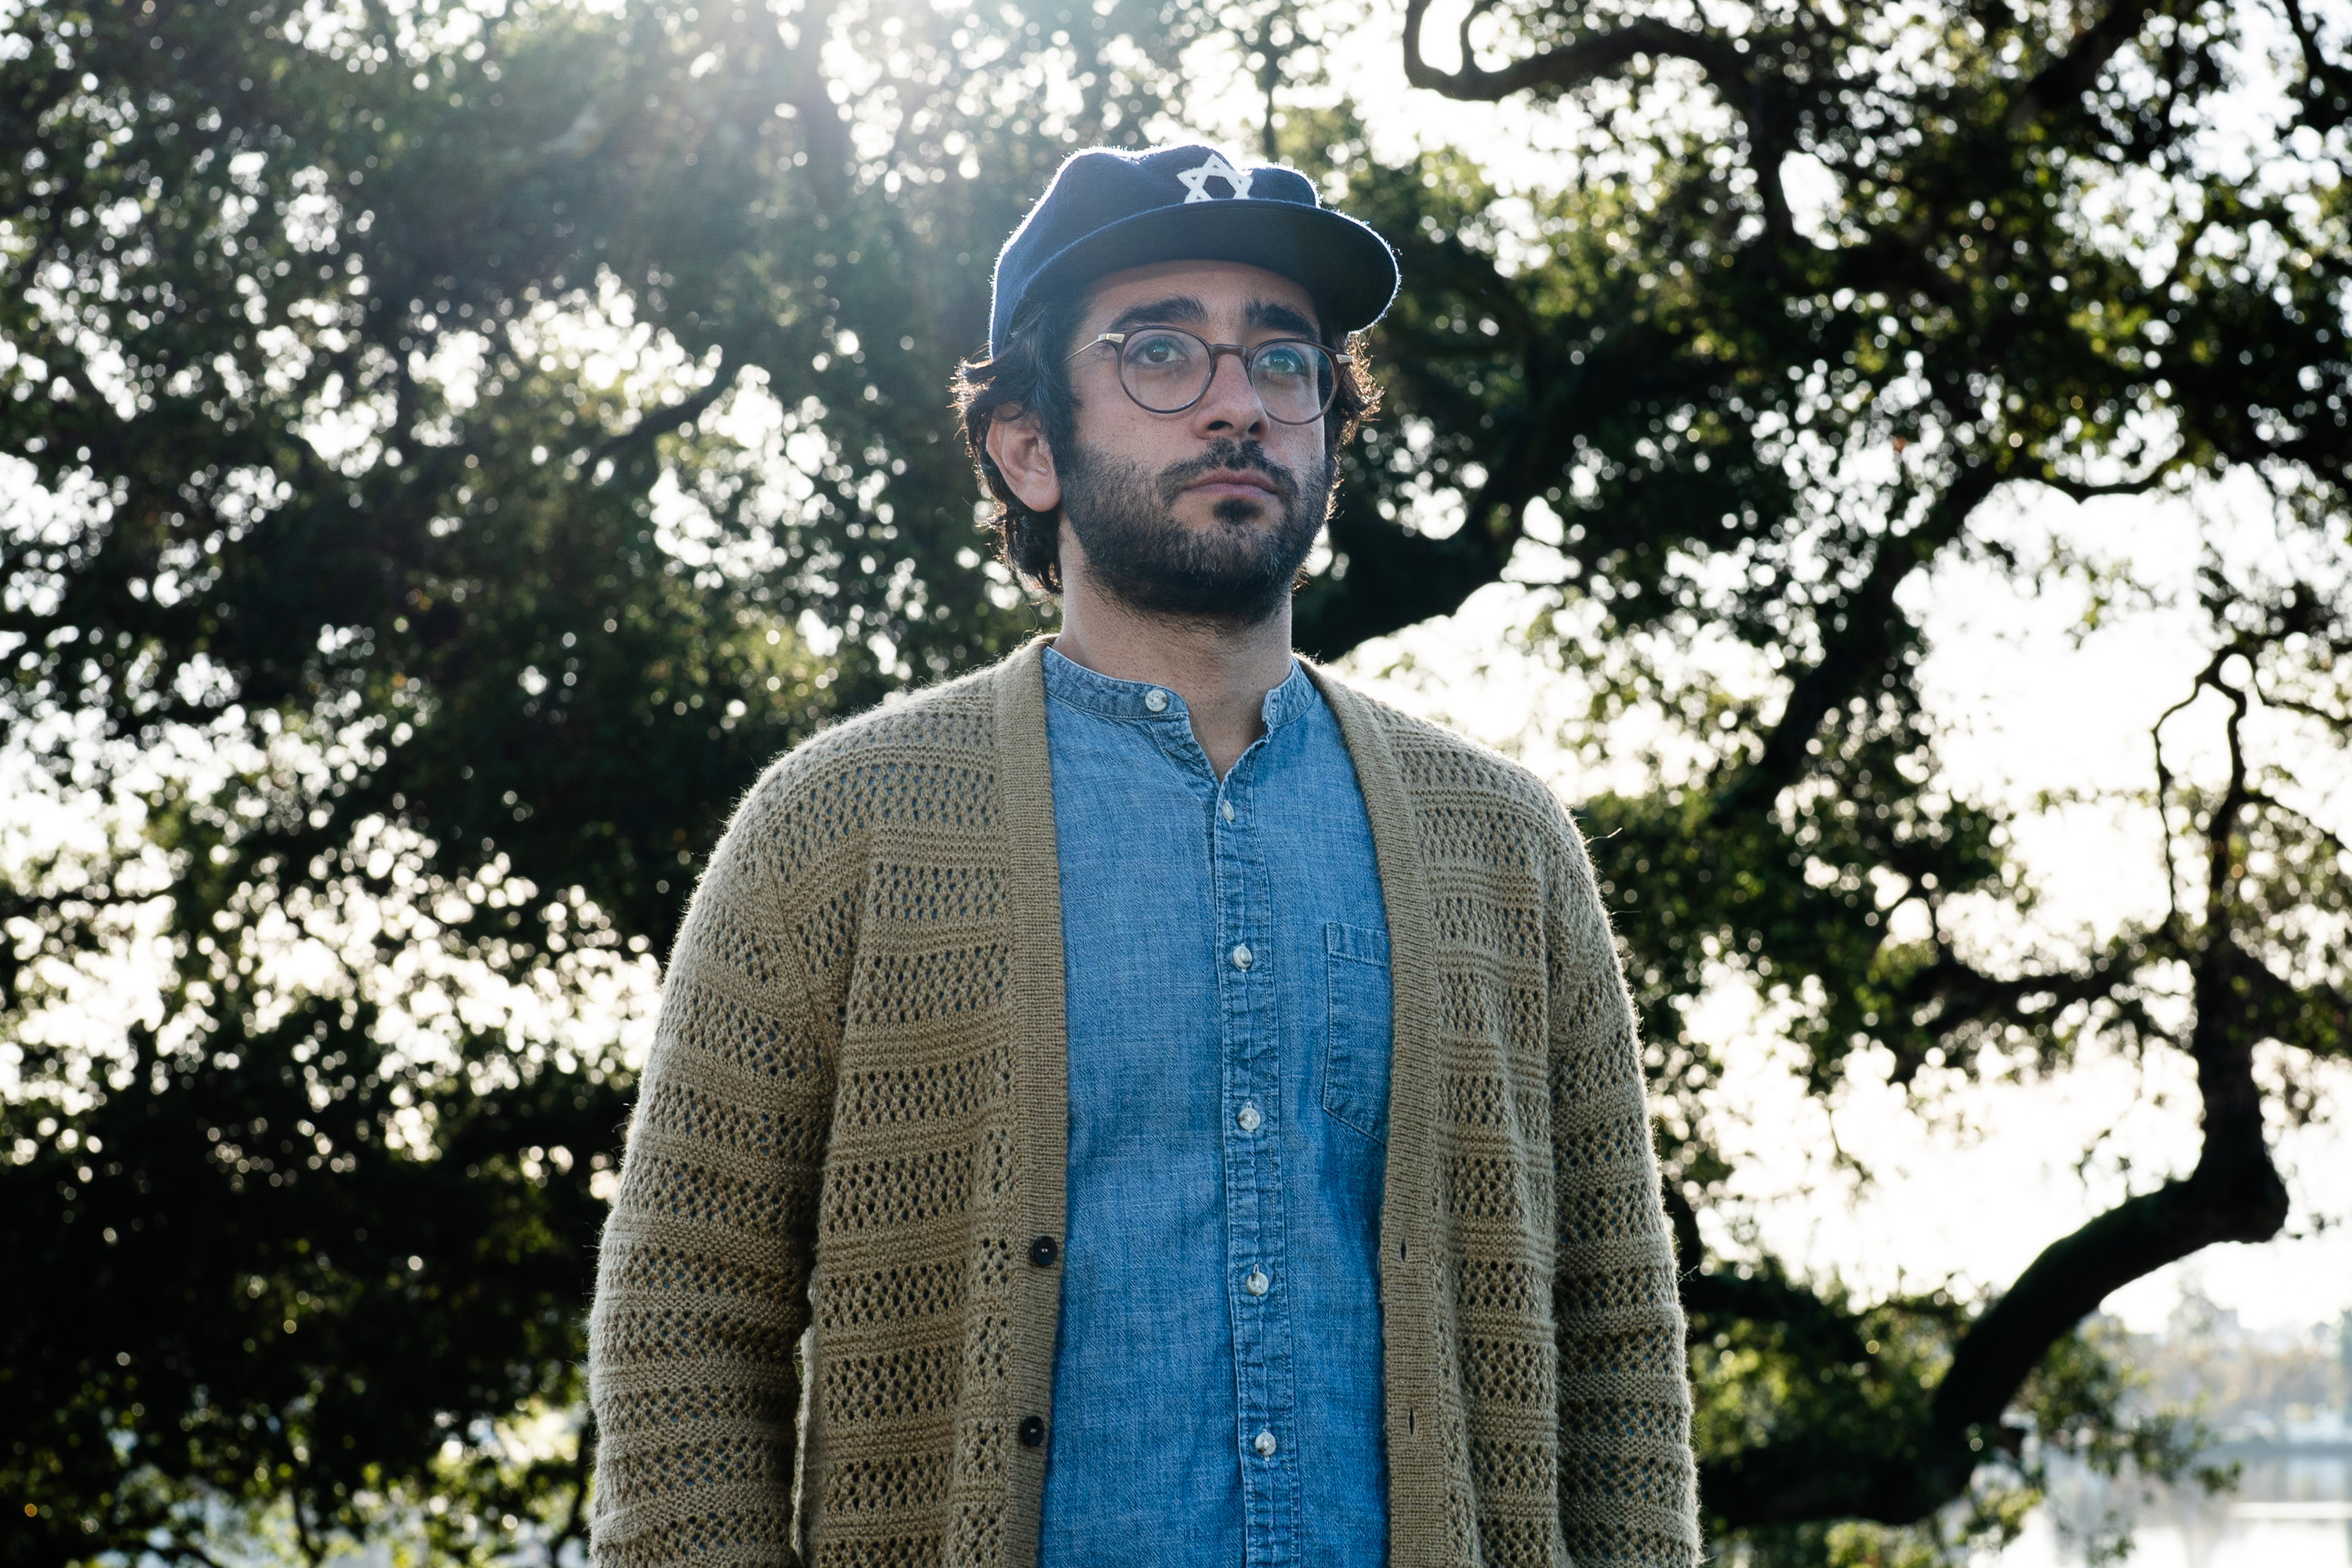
588, 640, 1700, 1568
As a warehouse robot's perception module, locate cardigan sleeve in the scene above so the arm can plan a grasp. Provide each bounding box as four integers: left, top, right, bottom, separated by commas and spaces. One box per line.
1544, 811, 1704, 1568
588, 767, 846, 1568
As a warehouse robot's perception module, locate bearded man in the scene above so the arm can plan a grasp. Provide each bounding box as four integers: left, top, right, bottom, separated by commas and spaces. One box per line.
587, 145, 1701, 1568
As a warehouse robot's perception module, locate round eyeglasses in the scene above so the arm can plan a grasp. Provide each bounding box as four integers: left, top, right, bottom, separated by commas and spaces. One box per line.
1067, 328, 1339, 425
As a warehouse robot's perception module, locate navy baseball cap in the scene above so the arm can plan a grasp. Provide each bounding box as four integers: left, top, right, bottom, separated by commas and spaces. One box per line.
988, 144, 1400, 356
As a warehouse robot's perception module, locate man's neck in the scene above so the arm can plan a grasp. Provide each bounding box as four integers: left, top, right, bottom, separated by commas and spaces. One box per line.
1051, 575, 1294, 780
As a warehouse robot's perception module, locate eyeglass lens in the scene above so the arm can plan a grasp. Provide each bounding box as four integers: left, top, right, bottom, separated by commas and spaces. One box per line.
1116, 329, 1335, 423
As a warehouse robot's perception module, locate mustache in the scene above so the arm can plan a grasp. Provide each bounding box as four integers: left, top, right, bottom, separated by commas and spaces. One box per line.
1152, 441, 1301, 506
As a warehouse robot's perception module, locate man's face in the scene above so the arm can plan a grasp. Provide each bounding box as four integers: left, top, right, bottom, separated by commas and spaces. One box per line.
1053, 260, 1336, 623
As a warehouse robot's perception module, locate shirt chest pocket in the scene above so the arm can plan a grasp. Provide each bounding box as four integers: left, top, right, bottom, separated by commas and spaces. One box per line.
1322, 921, 1393, 1144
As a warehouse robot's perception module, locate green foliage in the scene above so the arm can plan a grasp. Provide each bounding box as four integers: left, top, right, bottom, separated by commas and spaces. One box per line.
1695, 1309, 2218, 1568
0, 0, 1154, 1555
3, 1002, 622, 1564
1368, 0, 2352, 1555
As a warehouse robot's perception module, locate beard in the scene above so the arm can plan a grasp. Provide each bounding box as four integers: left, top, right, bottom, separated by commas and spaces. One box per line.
1057, 436, 1333, 626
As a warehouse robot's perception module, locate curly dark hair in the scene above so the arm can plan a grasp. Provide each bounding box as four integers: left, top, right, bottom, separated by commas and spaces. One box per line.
950, 292, 1381, 594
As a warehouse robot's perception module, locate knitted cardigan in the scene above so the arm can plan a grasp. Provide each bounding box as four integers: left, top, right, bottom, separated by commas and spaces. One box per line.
588, 640, 1700, 1568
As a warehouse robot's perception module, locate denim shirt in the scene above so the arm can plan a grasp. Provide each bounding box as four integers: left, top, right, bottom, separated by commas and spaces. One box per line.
1038, 647, 1392, 1567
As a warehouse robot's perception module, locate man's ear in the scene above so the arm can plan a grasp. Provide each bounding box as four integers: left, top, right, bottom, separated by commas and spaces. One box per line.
984, 408, 1062, 517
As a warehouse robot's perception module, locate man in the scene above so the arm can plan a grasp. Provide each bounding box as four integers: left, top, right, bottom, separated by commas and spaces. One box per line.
589, 144, 1700, 1568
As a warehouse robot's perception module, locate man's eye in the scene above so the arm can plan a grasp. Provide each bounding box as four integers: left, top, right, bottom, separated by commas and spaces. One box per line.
1256, 344, 1312, 380
1129, 332, 1195, 366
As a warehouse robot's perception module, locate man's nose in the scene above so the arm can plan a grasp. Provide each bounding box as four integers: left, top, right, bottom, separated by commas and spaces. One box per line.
1189, 349, 1269, 438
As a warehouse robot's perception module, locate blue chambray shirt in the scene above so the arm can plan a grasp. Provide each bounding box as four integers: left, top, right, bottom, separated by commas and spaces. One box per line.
1038, 646, 1392, 1567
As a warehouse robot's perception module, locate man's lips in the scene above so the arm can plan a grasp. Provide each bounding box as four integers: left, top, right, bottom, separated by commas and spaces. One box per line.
1183, 468, 1283, 500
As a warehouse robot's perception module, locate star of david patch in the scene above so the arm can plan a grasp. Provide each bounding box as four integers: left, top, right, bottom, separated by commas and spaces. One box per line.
1177, 152, 1253, 203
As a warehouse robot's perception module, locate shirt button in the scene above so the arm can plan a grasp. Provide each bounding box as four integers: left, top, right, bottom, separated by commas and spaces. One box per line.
1236, 1102, 1262, 1133
1230, 943, 1253, 971
1029, 1236, 1059, 1268
1220, 800, 1235, 822
1244, 1267, 1270, 1297
1254, 1428, 1278, 1458
1144, 688, 1169, 713
1019, 1415, 1046, 1447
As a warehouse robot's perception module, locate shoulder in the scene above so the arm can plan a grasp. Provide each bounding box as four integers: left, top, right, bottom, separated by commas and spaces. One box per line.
775, 658, 1006, 779
1314, 670, 1581, 848
721, 652, 1027, 862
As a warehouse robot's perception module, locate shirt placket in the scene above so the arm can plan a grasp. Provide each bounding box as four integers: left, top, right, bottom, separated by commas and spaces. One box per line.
1210, 750, 1298, 1565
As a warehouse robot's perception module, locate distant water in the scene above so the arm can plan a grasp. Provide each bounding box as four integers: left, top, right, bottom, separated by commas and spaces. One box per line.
2002, 1452, 2351, 1568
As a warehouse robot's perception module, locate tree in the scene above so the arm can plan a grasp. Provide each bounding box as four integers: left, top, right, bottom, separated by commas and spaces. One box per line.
1279, 0, 2352, 1556
4, 0, 2349, 1564
1, 0, 1174, 1556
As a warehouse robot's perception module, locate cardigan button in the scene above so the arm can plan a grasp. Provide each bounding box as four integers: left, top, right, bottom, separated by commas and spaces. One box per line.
1018, 1415, 1046, 1447
1029, 1235, 1059, 1268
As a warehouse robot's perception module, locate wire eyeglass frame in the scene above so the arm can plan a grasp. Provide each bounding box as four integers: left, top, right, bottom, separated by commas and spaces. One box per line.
1066, 327, 1340, 425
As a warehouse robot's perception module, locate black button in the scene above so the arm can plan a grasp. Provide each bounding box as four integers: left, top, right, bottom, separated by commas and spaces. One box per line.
1029, 1235, 1060, 1268
1018, 1414, 1045, 1447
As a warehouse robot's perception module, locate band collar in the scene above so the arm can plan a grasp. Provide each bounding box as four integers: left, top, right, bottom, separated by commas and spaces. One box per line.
1041, 643, 1315, 731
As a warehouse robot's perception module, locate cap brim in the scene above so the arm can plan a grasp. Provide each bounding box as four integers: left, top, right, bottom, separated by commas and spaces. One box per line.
1021, 200, 1399, 338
